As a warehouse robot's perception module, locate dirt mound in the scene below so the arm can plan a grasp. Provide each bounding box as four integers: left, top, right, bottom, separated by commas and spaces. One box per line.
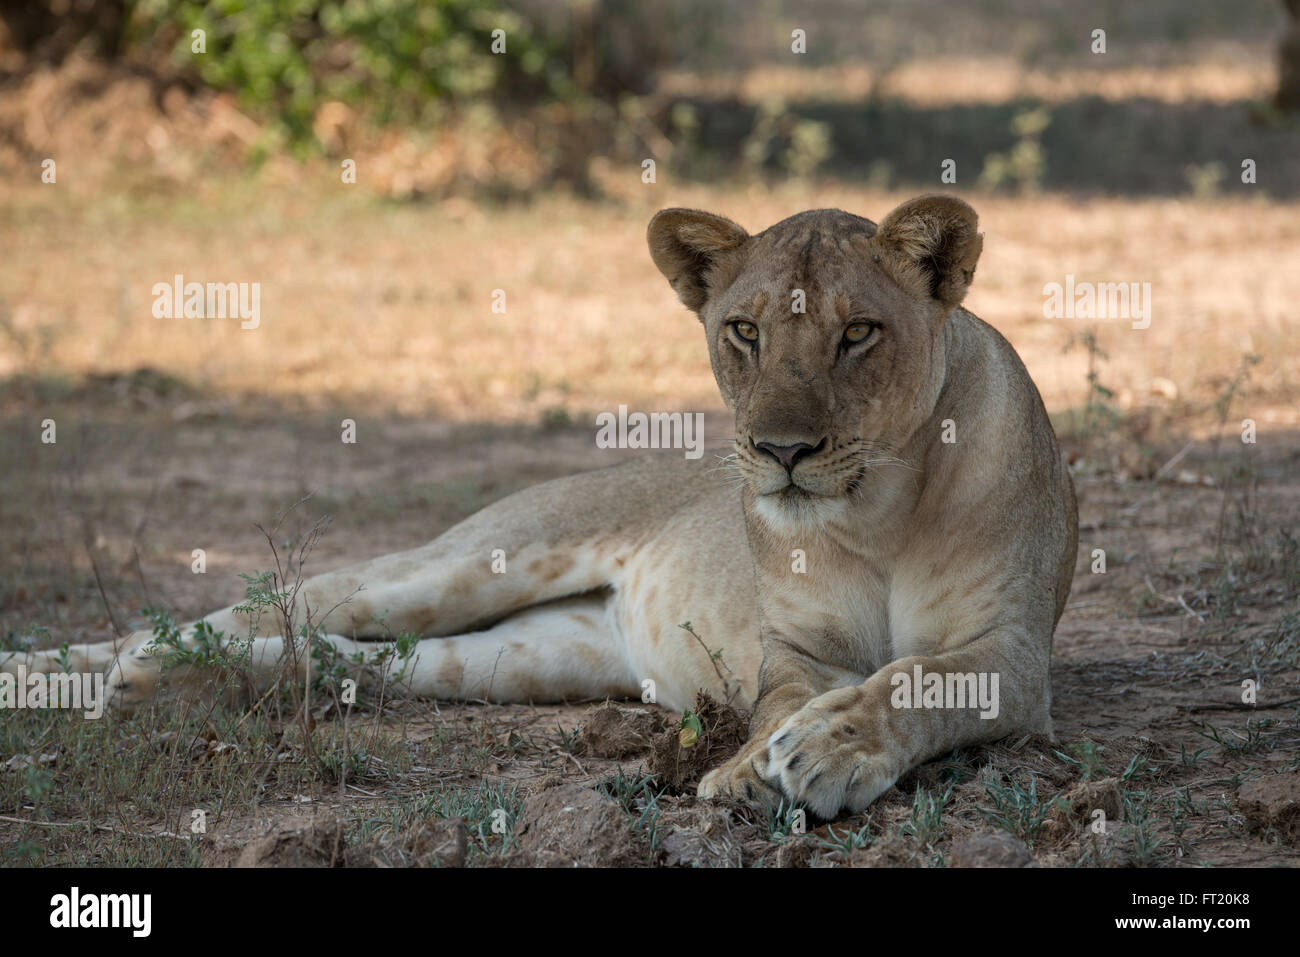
761, 835, 818, 868
1041, 777, 1124, 847
948, 831, 1035, 868
577, 702, 670, 759
1238, 772, 1300, 844
511, 783, 645, 867
847, 834, 928, 868
234, 815, 466, 868
344, 818, 468, 868
655, 805, 748, 868
236, 818, 347, 868
648, 692, 750, 792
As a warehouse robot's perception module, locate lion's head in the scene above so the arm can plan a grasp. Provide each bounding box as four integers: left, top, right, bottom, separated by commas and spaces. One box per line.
648, 195, 983, 529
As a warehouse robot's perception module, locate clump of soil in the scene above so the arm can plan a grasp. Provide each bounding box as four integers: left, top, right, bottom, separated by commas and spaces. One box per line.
1058, 777, 1124, 821
236, 817, 347, 868
771, 835, 831, 868
1238, 772, 1300, 844
1041, 777, 1124, 847
576, 702, 670, 759
344, 818, 468, 868
948, 831, 1036, 868
655, 805, 749, 868
234, 815, 467, 868
847, 834, 929, 868
648, 692, 750, 792
511, 783, 645, 867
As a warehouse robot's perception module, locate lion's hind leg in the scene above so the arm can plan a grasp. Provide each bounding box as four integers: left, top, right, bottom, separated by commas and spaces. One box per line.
1, 638, 129, 677
106, 592, 636, 707
318, 593, 636, 704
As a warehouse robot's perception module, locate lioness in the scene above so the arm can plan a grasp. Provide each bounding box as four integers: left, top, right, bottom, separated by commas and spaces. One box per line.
6, 195, 1076, 818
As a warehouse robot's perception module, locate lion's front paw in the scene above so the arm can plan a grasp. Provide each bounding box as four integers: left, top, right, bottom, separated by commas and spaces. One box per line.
103, 634, 164, 711
762, 687, 899, 818
697, 745, 784, 808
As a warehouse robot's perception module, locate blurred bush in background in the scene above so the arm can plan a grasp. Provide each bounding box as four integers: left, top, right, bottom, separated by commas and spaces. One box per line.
0, 0, 723, 191
0, 0, 1295, 199
1, 0, 708, 136
128, 0, 565, 141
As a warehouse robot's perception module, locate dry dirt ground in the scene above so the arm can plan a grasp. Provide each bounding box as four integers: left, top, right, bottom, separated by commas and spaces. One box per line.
1, 373, 1297, 867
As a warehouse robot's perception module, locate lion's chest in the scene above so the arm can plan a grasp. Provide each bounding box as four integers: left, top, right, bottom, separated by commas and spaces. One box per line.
763, 549, 972, 677
763, 558, 895, 675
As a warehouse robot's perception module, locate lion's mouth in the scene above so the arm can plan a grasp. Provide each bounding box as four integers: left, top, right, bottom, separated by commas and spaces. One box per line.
733, 442, 861, 501
737, 462, 841, 500
758, 479, 846, 509
750, 478, 852, 531
771, 482, 818, 500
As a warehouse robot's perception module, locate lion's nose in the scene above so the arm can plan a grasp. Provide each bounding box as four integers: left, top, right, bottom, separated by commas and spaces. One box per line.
754, 438, 825, 472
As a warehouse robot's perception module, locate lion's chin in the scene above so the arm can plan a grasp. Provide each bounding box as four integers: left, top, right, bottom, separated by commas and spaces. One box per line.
751, 484, 849, 534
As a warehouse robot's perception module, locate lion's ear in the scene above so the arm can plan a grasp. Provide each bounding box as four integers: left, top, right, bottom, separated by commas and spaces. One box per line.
647, 208, 749, 314
872, 195, 983, 309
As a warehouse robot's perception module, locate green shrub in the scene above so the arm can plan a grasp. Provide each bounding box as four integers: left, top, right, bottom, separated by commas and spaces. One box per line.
129, 0, 568, 144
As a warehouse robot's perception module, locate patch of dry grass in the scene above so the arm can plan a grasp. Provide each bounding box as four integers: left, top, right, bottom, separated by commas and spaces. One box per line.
4, 181, 1299, 433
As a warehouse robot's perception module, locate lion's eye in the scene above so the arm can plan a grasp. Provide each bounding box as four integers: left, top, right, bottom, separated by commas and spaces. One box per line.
843, 321, 877, 344
732, 320, 759, 342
